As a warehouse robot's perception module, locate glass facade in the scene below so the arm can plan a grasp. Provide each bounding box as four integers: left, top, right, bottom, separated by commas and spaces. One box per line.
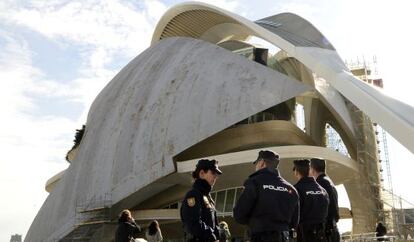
211, 187, 243, 216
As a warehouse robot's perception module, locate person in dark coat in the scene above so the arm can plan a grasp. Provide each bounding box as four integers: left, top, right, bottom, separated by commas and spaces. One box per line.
293, 159, 329, 242
310, 158, 340, 242
376, 222, 387, 241
115, 209, 141, 242
233, 150, 299, 242
180, 159, 223, 242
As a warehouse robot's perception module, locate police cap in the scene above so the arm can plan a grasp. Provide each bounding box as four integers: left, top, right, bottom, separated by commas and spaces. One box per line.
196, 159, 223, 175
253, 150, 279, 164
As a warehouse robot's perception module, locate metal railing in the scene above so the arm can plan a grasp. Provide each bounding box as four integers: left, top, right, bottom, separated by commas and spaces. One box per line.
341, 232, 397, 241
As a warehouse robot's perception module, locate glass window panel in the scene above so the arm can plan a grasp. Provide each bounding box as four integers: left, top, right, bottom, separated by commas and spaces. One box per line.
224, 189, 235, 212
215, 191, 226, 213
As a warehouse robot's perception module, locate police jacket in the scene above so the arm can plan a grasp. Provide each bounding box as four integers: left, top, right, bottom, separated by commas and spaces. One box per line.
316, 174, 339, 223
115, 220, 141, 242
180, 178, 219, 242
294, 177, 329, 226
233, 168, 299, 234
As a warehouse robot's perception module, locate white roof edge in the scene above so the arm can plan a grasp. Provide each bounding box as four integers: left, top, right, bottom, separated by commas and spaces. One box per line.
151, 2, 294, 53
45, 169, 66, 191
177, 145, 358, 173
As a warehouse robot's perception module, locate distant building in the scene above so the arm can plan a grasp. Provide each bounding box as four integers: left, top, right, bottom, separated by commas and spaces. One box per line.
10, 234, 22, 242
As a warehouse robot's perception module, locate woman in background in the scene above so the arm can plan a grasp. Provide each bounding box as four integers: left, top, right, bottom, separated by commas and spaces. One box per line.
115, 209, 141, 242
145, 220, 163, 242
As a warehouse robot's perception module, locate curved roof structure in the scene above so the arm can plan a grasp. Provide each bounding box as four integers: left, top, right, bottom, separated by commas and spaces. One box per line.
152, 1, 414, 154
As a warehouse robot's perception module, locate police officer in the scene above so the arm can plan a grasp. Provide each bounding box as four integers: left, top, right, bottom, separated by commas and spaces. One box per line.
180, 159, 222, 242
310, 158, 340, 242
233, 150, 299, 242
292, 159, 329, 242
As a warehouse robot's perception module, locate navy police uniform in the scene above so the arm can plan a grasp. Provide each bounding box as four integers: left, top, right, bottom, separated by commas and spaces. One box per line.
180, 159, 222, 242
294, 176, 329, 242
311, 158, 340, 242
234, 151, 299, 242
316, 173, 340, 242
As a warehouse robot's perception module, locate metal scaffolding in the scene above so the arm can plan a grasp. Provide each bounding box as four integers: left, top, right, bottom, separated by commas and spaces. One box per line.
346, 57, 414, 239
325, 123, 351, 158
53, 193, 112, 241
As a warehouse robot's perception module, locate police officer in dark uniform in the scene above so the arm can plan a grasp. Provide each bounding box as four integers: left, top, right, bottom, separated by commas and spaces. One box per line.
233, 150, 299, 242
310, 158, 340, 242
180, 159, 223, 242
292, 159, 329, 242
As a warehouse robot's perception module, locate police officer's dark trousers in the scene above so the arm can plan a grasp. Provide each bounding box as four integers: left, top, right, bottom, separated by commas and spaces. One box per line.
183, 231, 200, 242
298, 223, 327, 242
251, 231, 291, 242
184, 237, 202, 242
325, 221, 340, 242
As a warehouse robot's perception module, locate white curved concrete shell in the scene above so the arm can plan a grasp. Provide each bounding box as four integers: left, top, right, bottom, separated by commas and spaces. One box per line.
26, 2, 414, 241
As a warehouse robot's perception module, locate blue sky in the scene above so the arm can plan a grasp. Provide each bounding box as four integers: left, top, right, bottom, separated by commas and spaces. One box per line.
1, 0, 414, 240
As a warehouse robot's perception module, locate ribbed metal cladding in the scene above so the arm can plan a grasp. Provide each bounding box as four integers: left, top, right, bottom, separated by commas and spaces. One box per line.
160, 10, 237, 40
255, 16, 335, 50
257, 23, 328, 49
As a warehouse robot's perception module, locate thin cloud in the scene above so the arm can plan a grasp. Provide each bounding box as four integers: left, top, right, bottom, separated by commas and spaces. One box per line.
6, 0, 169, 110
276, 2, 318, 17
0, 31, 75, 240
9, 0, 163, 57
195, 0, 240, 11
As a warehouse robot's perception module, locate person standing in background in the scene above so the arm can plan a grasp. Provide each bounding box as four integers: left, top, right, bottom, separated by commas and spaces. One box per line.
375, 222, 387, 241
115, 209, 141, 242
218, 221, 231, 242
146, 220, 163, 242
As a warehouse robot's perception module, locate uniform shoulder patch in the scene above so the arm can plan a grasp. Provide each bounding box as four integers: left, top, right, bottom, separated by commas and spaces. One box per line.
187, 197, 196, 207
